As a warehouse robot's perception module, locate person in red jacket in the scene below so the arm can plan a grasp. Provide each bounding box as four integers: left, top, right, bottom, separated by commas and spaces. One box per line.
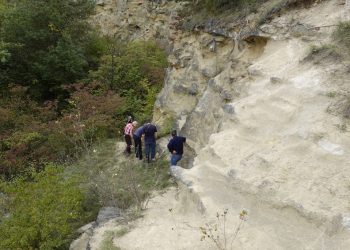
124, 121, 137, 155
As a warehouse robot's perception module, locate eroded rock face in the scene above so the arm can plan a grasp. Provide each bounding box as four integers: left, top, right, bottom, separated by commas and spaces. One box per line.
90, 0, 350, 249
156, 0, 350, 223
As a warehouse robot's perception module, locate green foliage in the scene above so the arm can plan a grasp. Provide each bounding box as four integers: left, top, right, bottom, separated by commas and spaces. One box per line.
115, 228, 129, 237
0, 0, 104, 100
0, 83, 122, 177
157, 114, 175, 138
74, 139, 171, 210
100, 158, 171, 210
305, 44, 341, 63
334, 21, 350, 54
100, 231, 122, 250
202, 0, 257, 12
91, 40, 167, 124
0, 164, 93, 250
181, 0, 263, 15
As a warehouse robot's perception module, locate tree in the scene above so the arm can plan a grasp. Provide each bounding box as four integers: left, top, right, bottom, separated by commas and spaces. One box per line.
0, 0, 104, 100
91, 40, 167, 123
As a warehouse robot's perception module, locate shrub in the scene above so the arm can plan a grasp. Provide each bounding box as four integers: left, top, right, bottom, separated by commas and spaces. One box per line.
305, 44, 341, 63
0, 83, 123, 177
157, 114, 175, 138
0, 164, 94, 250
334, 21, 350, 54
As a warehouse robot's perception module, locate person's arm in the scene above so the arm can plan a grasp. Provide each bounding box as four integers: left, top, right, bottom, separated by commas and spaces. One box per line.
167, 140, 174, 153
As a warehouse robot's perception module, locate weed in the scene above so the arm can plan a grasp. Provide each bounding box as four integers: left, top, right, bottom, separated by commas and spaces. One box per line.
115, 228, 129, 237
75, 141, 171, 211
304, 44, 341, 63
200, 209, 248, 250
326, 91, 337, 98
344, 99, 350, 119
99, 227, 129, 250
157, 114, 175, 138
333, 21, 350, 54
100, 231, 121, 250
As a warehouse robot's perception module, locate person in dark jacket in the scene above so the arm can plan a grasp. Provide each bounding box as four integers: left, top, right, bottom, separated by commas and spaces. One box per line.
133, 125, 144, 160
143, 122, 157, 163
167, 130, 186, 166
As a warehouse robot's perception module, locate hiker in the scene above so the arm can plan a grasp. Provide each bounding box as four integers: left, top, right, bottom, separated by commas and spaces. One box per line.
167, 130, 186, 166
143, 122, 157, 162
124, 121, 137, 155
133, 124, 144, 160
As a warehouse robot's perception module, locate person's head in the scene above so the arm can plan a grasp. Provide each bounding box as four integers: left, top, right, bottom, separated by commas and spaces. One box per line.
171, 130, 177, 137
132, 121, 138, 127
127, 116, 133, 123
144, 119, 151, 125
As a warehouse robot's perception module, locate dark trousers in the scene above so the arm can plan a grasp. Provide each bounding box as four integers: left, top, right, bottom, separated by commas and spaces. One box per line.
124, 134, 132, 154
133, 135, 142, 160
145, 141, 156, 162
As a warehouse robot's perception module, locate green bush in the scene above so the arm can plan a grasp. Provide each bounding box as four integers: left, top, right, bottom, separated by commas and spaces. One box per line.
0, 164, 94, 250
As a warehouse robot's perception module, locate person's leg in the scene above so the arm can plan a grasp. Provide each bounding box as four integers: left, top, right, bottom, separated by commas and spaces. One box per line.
170, 154, 182, 166
135, 136, 142, 160
133, 135, 139, 157
138, 139, 143, 160
145, 142, 150, 162
125, 135, 132, 154
150, 142, 156, 160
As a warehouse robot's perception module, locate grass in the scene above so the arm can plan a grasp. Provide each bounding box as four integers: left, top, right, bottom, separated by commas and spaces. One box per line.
66, 139, 172, 211
304, 44, 341, 63
115, 228, 129, 237
344, 99, 350, 119
326, 91, 337, 98
100, 231, 121, 250
100, 227, 129, 250
179, 0, 323, 32
333, 21, 350, 54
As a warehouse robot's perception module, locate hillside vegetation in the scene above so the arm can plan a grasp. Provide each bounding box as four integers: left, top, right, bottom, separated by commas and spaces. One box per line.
0, 0, 167, 248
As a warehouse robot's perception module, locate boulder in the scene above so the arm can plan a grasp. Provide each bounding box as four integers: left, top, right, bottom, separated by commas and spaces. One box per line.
222, 104, 235, 114
96, 207, 121, 225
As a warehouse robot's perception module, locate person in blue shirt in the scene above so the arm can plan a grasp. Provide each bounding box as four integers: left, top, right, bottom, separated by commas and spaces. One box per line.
133, 125, 144, 160
167, 130, 186, 166
143, 122, 157, 163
